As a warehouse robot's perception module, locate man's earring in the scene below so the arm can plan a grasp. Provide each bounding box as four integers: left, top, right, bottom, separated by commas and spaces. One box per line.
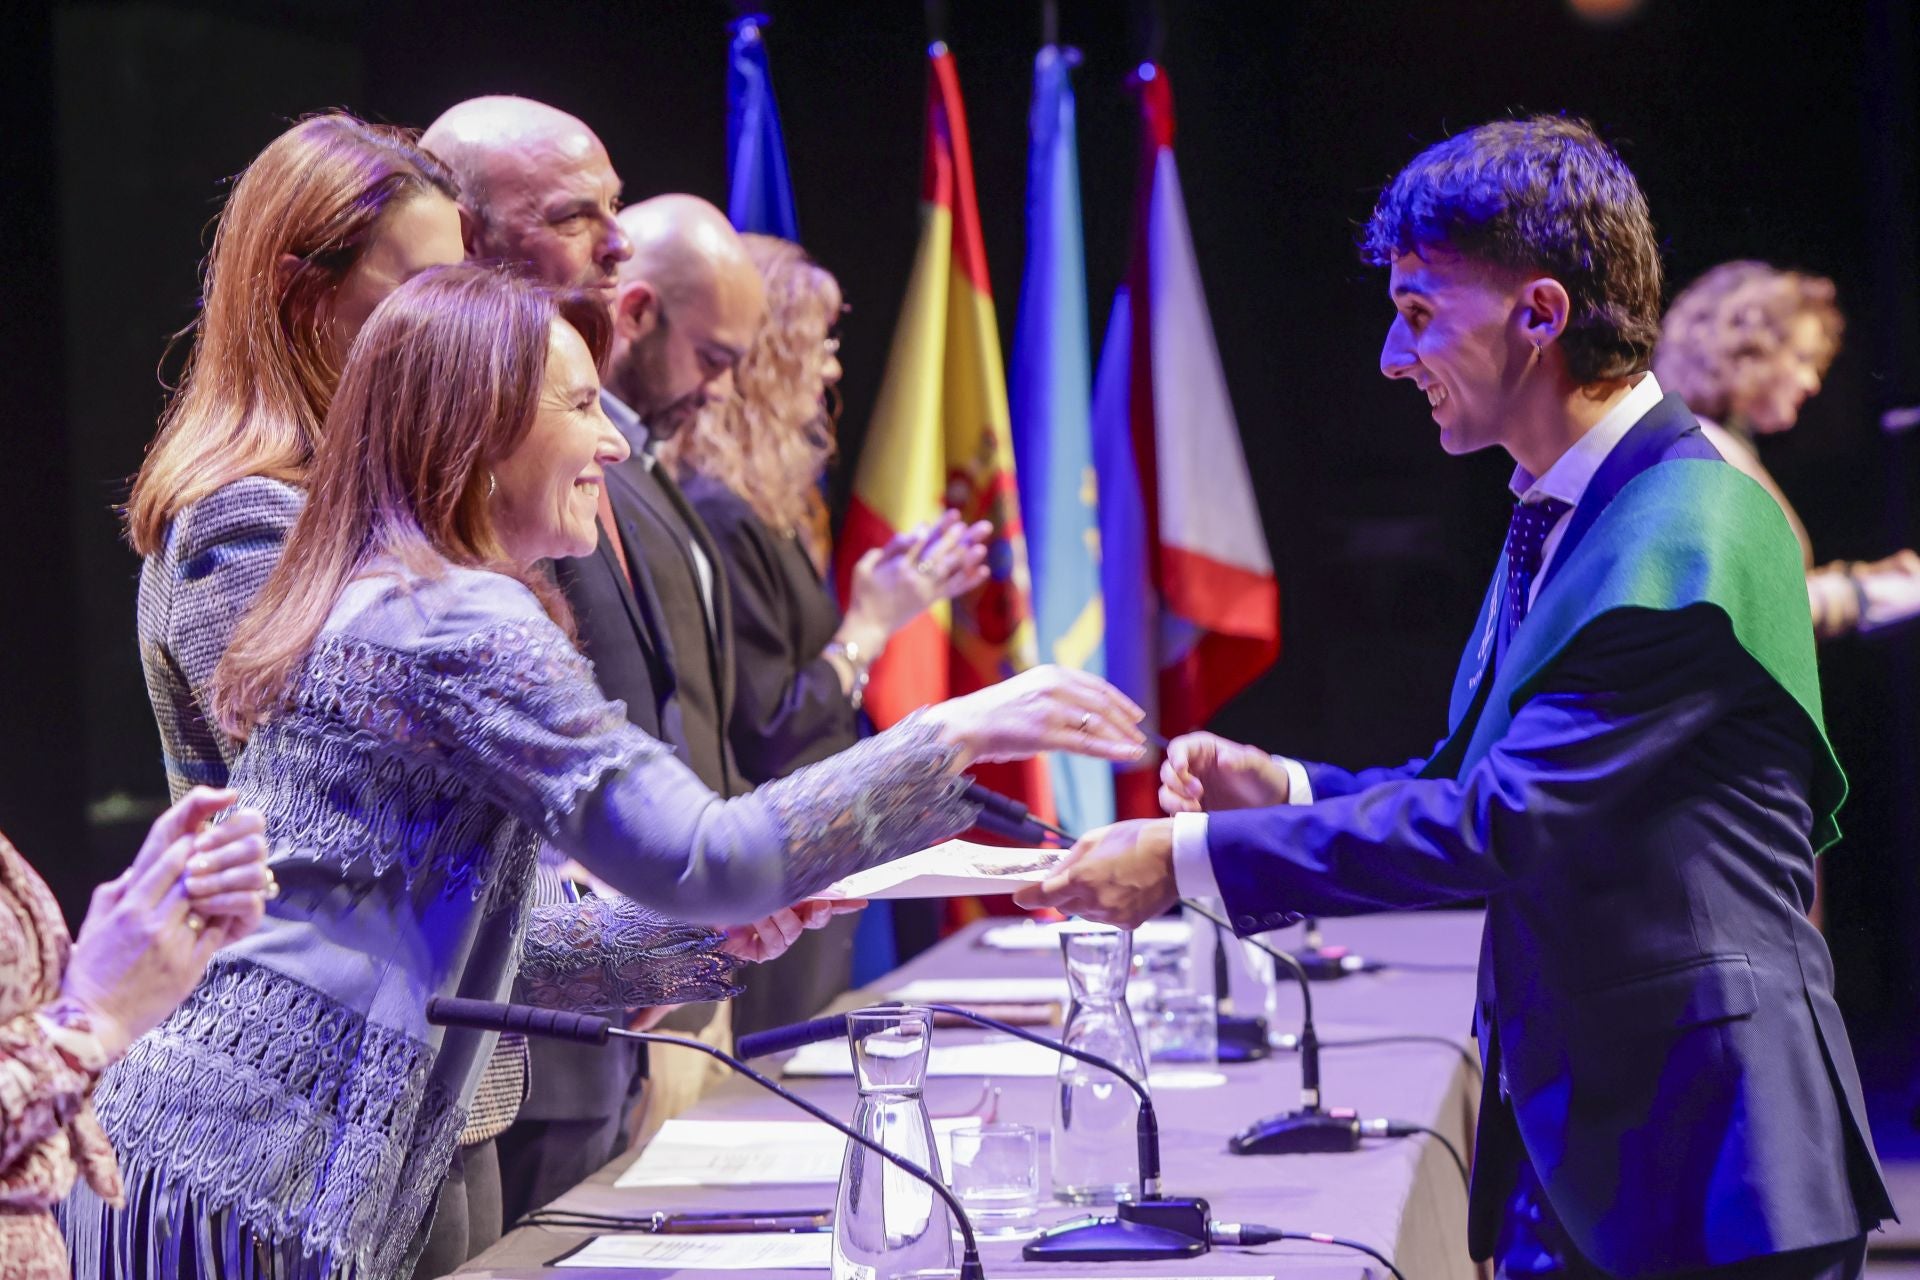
487, 471, 498, 499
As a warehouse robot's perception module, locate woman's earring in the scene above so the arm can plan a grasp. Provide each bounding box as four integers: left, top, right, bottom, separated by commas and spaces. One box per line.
487, 471, 498, 499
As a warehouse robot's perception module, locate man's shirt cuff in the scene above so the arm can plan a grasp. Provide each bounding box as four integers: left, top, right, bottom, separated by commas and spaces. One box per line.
1277, 755, 1313, 805
1171, 811, 1221, 900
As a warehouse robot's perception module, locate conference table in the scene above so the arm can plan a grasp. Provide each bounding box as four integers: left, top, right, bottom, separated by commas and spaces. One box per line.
459, 910, 1486, 1280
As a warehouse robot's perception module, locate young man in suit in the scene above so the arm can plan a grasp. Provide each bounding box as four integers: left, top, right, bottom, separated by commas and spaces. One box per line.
1018, 116, 1892, 1278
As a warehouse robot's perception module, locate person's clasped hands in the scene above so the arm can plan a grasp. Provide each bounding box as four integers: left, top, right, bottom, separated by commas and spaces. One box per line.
60, 786, 275, 1058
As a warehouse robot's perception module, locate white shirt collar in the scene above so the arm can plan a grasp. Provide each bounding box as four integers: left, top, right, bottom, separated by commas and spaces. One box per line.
600, 389, 656, 471
1509, 371, 1664, 506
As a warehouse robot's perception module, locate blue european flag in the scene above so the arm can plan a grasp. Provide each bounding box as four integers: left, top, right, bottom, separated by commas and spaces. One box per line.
726, 14, 799, 240
1010, 45, 1115, 837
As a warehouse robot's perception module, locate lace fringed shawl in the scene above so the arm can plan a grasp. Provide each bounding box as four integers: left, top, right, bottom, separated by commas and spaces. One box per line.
65, 960, 465, 1280
75, 566, 981, 1278
233, 618, 660, 913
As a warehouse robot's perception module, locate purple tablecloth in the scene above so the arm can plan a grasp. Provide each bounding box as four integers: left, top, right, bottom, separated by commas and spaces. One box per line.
457, 911, 1486, 1280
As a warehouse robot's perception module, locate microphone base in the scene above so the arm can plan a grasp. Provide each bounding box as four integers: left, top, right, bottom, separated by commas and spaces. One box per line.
1292, 945, 1372, 980
1229, 1109, 1361, 1155
1217, 1013, 1271, 1063
1022, 1196, 1211, 1262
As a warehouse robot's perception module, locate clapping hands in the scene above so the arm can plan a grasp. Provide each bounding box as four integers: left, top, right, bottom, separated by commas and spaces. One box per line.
840, 511, 993, 653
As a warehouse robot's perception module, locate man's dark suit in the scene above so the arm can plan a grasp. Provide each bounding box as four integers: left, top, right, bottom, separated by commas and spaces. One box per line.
1202, 400, 1892, 1277
495, 414, 743, 1224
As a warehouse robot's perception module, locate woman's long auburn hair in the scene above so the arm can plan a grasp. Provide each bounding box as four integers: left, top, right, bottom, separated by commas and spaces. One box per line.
657, 235, 840, 570
126, 113, 458, 556
211, 263, 611, 736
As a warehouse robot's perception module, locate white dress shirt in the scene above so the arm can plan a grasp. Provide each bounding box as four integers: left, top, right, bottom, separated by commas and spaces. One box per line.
1171, 373, 1667, 901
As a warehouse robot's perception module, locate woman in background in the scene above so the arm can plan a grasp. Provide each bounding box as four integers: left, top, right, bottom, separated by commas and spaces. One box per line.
659, 236, 991, 1009
3, 787, 270, 1280
125, 112, 465, 805
1655, 260, 1920, 639
662, 235, 989, 781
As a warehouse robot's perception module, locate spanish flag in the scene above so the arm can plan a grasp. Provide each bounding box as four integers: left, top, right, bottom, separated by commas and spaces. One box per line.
837, 42, 1056, 853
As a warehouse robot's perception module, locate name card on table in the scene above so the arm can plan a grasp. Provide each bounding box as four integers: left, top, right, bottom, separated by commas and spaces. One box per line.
616, 1118, 973, 1188
556, 1231, 832, 1270
977, 917, 1192, 952
781, 1036, 1061, 1079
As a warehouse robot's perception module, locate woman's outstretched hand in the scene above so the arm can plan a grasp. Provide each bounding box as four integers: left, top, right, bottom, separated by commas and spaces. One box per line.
925, 665, 1147, 767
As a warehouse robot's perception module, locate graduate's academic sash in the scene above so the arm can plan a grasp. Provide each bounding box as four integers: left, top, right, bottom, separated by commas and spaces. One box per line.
1424, 457, 1845, 853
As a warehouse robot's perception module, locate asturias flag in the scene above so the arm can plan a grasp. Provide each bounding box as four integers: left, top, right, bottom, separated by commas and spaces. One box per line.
1094, 64, 1280, 816
1010, 45, 1113, 838
725, 13, 799, 240
838, 42, 1056, 836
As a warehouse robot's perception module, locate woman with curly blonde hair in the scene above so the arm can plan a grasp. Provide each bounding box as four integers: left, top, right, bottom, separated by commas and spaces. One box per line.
660, 236, 990, 780
659, 237, 991, 1011
1655, 260, 1920, 639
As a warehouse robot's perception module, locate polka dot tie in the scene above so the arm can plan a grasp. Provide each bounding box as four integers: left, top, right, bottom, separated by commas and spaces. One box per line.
1504, 497, 1572, 642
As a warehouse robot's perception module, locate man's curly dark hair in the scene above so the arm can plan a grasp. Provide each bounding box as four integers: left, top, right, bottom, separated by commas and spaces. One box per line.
1361, 116, 1663, 385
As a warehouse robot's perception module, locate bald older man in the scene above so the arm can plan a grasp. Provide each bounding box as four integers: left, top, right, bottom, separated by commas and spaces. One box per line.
422, 94, 630, 297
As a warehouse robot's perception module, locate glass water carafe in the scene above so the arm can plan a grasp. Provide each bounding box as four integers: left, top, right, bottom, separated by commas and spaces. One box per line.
832, 1005, 955, 1280
1050, 928, 1150, 1204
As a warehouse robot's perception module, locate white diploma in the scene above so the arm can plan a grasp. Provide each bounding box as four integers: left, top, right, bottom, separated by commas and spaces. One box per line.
818, 840, 1061, 901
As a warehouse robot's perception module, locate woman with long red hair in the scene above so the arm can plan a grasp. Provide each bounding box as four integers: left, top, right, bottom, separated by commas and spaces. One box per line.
68, 263, 1144, 1277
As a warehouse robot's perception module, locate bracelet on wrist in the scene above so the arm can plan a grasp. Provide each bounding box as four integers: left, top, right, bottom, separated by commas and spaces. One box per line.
825, 639, 873, 711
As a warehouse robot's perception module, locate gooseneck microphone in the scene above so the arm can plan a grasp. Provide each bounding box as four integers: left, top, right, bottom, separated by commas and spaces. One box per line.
1179, 899, 1360, 1155
961, 780, 1074, 845
738, 1003, 1207, 1262
426, 997, 987, 1280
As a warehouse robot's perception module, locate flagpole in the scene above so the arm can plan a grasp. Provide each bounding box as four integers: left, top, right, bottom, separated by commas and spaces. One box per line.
925, 0, 949, 45
1042, 0, 1058, 46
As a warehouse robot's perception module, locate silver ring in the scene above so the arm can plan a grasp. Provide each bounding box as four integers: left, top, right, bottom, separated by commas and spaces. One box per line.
1077, 712, 1092, 732
914, 559, 939, 578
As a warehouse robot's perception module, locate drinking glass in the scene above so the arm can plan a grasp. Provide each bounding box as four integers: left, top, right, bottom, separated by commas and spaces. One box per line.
948, 1121, 1039, 1234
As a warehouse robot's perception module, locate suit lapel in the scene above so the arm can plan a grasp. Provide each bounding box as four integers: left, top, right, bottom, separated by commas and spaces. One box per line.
624, 459, 736, 728
652, 465, 737, 724
605, 461, 679, 677
1536, 394, 1709, 599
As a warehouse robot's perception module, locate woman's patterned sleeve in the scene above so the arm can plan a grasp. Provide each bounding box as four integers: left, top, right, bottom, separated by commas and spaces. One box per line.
0, 999, 112, 1180
518, 894, 741, 1012
429, 616, 978, 924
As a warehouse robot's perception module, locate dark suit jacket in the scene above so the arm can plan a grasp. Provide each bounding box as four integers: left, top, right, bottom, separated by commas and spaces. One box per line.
681, 476, 860, 1025
1205, 401, 1892, 1276
515, 449, 741, 1124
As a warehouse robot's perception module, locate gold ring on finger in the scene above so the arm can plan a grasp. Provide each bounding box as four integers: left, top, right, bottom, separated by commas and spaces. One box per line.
185, 911, 205, 934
